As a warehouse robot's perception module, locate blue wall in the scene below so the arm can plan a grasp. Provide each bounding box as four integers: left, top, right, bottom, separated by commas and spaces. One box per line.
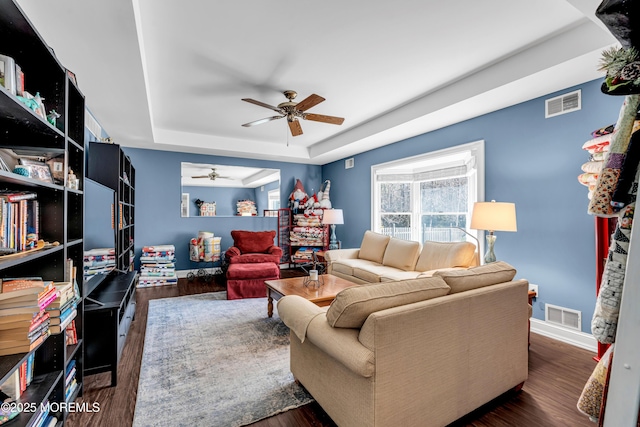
322, 78, 622, 332
121, 148, 322, 271
85, 78, 624, 333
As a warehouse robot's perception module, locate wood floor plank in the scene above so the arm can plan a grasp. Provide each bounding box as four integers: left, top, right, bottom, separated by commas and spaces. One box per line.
67, 272, 598, 427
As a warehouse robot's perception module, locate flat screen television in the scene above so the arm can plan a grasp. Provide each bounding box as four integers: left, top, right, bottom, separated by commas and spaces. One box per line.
84, 178, 116, 298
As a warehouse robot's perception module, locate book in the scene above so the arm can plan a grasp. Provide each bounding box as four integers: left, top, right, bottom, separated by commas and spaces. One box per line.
65, 320, 77, 345
49, 309, 76, 334
0, 278, 45, 295
0, 370, 20, 400
0, 312, 38, 324
0, 191, 37, 202
0, 305, 42, 316
0, 333, 46, 356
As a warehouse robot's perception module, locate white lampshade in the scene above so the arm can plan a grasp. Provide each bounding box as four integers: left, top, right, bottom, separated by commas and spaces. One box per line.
322, 209, 344, 225
470, 201, 517, 232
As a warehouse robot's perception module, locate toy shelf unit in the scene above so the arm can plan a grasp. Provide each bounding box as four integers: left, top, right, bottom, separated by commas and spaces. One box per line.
264, 208, 291, 264
289, 209, 328, 268
0, 0, 86, 424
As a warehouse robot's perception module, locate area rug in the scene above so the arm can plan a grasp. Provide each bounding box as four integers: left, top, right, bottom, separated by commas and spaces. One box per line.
132, 292, 314, 427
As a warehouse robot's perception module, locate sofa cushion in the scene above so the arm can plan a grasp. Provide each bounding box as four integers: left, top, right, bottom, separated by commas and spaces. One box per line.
433, 261, 517, 294
230, 230, 276, 254
382, 238, 421, 271
415, 241, 476, 272
380, 270, 422, 281
358, 231, 391, 264
332, 258, 381, 277
326, 277, 451, 328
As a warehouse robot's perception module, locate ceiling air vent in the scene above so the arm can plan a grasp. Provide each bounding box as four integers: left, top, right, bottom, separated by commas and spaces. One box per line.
545, 89, 581, 118
345, 158, 354, 169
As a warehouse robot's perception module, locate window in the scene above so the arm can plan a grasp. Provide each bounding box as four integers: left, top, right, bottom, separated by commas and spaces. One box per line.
372, 140, 484, 244
268, 189, 280, 210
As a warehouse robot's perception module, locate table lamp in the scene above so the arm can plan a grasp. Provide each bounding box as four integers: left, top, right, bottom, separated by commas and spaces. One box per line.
322, 209, 344, 250
470, 200, 517, 264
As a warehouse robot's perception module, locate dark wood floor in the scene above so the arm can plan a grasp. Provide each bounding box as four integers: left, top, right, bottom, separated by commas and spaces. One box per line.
68, 272, 598, 427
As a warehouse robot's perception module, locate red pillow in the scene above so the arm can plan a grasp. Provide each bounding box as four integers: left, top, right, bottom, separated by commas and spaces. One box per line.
231, 230, 276, 254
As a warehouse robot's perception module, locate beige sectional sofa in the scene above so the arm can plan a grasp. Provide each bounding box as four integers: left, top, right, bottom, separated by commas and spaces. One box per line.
325, 230, 477, 283
278, 261, 529, 427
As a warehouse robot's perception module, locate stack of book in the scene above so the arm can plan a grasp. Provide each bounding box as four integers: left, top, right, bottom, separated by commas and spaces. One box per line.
46, 281, 80, 335
139, 245, 177, 287
83, 247, 116, 281
236, 199, 257, 216
0, 278, 57, 356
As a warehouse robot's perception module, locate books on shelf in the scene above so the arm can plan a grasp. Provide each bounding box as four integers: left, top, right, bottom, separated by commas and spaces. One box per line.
0, 192, 39, 251
65, 320, 77, 345
0, 279, 57, 355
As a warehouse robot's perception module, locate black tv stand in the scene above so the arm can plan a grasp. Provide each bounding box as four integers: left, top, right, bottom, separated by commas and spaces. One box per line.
84, 271, 138, 386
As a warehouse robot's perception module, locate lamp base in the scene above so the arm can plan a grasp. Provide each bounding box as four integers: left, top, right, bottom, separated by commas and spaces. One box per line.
484, 233, 497, 264
329, 224, 339, 250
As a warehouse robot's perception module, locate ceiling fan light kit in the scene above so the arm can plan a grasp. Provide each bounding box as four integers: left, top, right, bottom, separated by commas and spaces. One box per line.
241, 90, 344, 136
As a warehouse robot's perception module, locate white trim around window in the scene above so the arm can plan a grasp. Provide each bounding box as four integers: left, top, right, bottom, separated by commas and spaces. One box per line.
371, 140, 485, 246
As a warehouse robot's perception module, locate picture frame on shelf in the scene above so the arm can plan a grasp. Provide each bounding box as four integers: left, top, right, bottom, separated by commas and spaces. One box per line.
0, 53, 17, 95
18, 160, 53, 184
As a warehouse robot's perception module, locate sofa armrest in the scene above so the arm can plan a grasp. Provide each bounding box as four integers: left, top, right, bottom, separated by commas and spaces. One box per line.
305, 314, 375, 378
267, 245, 283, 259
324, 248, 360, 262
225, 246, 241, 260
278, 295, 326, 342
279, 295, 374, 378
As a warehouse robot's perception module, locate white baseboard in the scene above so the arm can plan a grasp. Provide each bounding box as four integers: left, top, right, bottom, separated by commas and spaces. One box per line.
530, 318, 597, 353
176, 268, 223, 278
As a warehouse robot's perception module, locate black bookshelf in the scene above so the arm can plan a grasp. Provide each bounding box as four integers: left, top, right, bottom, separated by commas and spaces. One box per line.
0, 0, 85, 425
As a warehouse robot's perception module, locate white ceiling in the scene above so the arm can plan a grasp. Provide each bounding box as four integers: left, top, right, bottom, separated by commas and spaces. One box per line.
16, 0, 616, 165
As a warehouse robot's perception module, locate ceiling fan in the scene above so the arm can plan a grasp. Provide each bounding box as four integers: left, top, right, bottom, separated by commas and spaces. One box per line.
191, 168, 231, 181
241, 90, 344, 137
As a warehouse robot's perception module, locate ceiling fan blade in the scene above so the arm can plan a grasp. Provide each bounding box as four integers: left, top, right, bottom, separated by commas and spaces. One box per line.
304, 113, 345, 125
242, 98, 283, 113
242, 115, 284, 127
288, 119, 303, 137
191, 175, 209, 179
295, 94, 325, 112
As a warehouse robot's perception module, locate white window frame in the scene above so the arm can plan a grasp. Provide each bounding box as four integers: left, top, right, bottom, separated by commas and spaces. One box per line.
371, 140, 485, 245
268, 188, 280, 210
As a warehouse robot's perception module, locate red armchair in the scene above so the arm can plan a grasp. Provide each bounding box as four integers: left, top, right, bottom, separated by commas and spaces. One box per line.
225, 230, 282, 265
225, 230, 282, 300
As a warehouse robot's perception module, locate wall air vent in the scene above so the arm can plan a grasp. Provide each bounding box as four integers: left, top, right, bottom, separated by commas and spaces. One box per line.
545, 89, 581, 118
85, 109, 102, 138
345, 158, 355, 169
545, 303, 581, 331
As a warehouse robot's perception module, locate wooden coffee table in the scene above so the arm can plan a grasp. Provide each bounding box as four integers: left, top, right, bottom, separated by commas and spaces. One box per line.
264, 274, 359, 317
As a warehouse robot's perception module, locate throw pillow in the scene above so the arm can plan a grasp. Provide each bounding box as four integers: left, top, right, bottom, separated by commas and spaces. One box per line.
415, 241, 476, 272
326, 276, 451, 328
433, 261, 517, 294
230, 230, 276, 254
357, 231, 391, 264
382, 238, 421, 271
